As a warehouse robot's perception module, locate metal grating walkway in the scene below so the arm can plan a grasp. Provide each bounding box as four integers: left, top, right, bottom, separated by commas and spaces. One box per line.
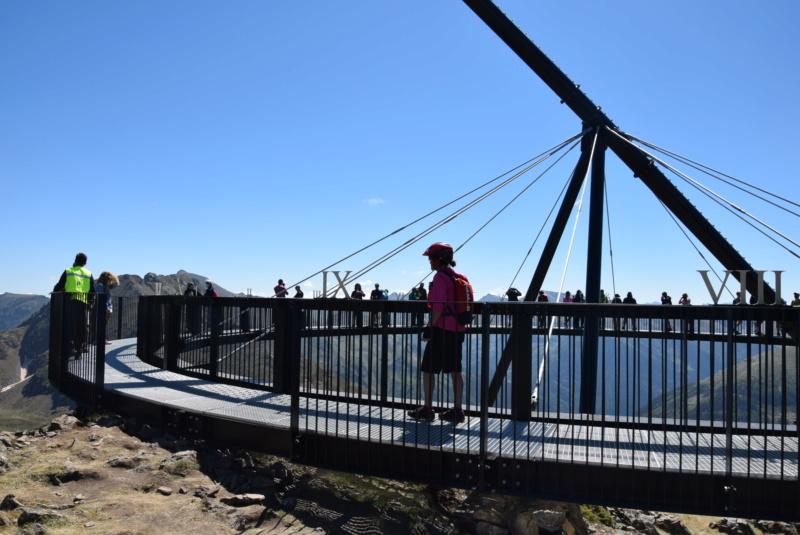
93, 339, 798, 480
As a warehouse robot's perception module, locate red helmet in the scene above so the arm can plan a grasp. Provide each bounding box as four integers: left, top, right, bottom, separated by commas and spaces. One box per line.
423, 242, 454, 259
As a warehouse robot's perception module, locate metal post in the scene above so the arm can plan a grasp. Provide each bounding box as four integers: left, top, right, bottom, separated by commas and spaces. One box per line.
273, 300, 290, 394
165, 300, 181, 372
117, 296, 123, 340
288, 302, 302, 461
479, 306, 490, 489
209, 300, 220, 379
380, 302, 389, 403
95, 293, 107, 406
511, 308, 533, 421
580, 130, 606, 414
724, 310, 737, 513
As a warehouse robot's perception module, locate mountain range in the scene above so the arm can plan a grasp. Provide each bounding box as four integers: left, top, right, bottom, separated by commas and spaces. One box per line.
0, 292, 48, 331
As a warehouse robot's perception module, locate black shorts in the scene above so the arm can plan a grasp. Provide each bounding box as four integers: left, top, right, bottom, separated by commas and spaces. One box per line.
420, 327, 465, 374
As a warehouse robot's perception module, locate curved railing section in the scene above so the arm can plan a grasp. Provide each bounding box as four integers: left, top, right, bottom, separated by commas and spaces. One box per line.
49, 293, 800, 519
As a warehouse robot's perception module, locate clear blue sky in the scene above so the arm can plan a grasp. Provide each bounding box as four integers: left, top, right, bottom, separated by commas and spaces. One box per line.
3, 1, 799, 302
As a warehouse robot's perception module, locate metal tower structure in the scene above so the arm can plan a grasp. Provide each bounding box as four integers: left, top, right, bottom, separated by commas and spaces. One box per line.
463, 0, 779, 414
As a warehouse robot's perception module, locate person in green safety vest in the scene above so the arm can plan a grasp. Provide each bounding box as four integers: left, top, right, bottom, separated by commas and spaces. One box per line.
53, 252, 95, 359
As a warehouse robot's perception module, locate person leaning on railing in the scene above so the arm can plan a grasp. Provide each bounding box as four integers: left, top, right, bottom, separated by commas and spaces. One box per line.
53, 252, 95, 359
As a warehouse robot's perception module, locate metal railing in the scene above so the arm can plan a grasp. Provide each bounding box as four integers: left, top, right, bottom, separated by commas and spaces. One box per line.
50, 294, 800, 517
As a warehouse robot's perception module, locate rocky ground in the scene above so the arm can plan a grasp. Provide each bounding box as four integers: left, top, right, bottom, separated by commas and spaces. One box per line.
0, 413, 798, 535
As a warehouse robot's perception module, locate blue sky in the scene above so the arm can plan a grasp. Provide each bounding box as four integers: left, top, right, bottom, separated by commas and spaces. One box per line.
2, 1, 799, 303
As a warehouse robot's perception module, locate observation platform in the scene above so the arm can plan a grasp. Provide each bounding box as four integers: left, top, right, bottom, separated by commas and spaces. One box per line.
52, 296, 800, 520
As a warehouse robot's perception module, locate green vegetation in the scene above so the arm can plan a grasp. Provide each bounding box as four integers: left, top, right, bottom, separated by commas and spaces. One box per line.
580, 504, 615, 527
0, 408, 50, 432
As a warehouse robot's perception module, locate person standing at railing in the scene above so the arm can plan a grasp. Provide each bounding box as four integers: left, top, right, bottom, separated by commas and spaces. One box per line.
661, 291, 673, 332
183, 282, 201, 335
561, 291, 573, 328
53, 252, 95, 359
599, 289, 609, 330
622, 292, 637, 331
536, 290, 549, 328
611, 293, 622, 331
204, 280, 219, 298
408, 242, 467, 424
792, 292, 800, 307
505, 287, 521, 302
572, 289, 584, 328
274, 279, 288, 298
95, 272, 119, 344
369, 283, 383, 327
351, 283, 365, 328
679, 293, 693, 334
293, 285, 304, 298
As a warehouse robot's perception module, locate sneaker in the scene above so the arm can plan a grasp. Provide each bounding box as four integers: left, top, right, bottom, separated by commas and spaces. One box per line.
407, 406, 435, 422
440, 408, 465, 424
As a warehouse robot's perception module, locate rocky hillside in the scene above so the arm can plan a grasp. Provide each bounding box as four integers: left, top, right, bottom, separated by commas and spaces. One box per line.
0, 305, 74, 431
0, 293, 48, 331
4, 411, 791, 535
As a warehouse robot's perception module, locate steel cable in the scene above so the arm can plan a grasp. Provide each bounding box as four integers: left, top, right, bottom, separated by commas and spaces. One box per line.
284, 132, 583, 295
607, 128, 800, 259
627, 134, 800, 216
339, 138, 582, 294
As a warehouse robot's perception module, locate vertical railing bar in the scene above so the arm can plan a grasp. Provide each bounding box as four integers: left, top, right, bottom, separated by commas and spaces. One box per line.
725, 311, 734, 486
479, 306, 490, 489
95, 292, 108, 407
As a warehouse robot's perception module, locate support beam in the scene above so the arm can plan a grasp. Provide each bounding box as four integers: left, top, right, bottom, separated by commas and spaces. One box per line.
462, 0, 614, 129
525, 131, 596, 301
605, 129, 776, 303
487, 132, 594, 407
580, 130, 606, 414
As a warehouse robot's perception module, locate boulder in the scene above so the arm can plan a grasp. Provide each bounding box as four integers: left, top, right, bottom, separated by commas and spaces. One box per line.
513, 511, 540, 535
156, 487, 174, 496
107, 456, 139, 469
221, 494, 266, 507
532, 509, 566, 532
613, 509, 658, 535
755, 520, 798, 535
709, 518, 756, 535
655, 514, 691, 535
48, 415, 79, 432
17, 507, 66, 525
0, 494, 23, 510
0, 454, 9, 473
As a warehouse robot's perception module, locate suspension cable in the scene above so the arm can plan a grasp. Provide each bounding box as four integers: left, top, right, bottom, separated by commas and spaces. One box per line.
658, 199, 736, 300
338, 138, 582, 294
409, 138, 581, 297
636, 142, 800, 250
286, 132, 583, 295
627, 133, 800, 216
606, 128, 800, 259
603, 179, 617, 297
505, 170, 571, 297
